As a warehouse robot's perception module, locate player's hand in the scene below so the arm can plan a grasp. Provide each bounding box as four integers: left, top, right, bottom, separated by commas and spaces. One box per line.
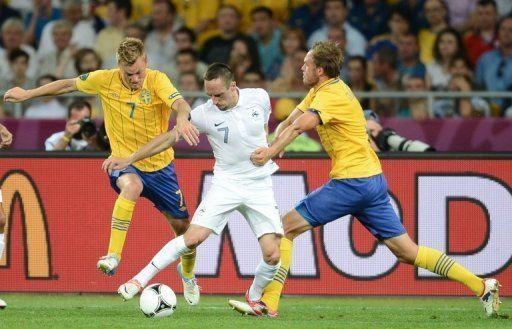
3, 87, 31, 103
251, 147, 271, 166
102, 156, 131, 175
0, 127, 13, 148
176, 119, 199, 146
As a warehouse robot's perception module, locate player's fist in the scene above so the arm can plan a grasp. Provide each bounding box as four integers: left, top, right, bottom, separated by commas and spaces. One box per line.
102, 156, 131, 175
0, 125, 13, 148
3, 87, 31, 103
250, 147, 270, 166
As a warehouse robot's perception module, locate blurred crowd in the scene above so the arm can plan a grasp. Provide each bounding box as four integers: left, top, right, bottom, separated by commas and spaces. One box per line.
0, 0, 511, 122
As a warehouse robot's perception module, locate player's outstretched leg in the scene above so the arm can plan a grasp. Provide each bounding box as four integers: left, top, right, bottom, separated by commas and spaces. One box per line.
385, 235, 501, 317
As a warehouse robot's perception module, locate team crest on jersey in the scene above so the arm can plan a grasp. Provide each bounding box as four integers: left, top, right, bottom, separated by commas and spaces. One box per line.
139, 89, 151, 104
251, 108, 261, 121
79, 73, 89, 81
108, 91, 120, 99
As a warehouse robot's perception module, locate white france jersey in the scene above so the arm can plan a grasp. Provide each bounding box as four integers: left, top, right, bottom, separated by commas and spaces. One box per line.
191, 88, 279, 180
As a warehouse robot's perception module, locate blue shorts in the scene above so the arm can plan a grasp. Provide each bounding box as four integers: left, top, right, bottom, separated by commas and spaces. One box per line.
295, 174, 405, 240
109, 162, 189, 219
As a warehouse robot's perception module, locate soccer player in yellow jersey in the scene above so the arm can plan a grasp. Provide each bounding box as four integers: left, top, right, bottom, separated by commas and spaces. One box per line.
3, 38, 202, 305
241, 41, 501, 317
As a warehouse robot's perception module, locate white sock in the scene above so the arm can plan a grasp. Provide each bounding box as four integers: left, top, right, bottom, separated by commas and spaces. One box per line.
0, 233, 4, 257
134, 235, 191, 286
249, 260, 281, 301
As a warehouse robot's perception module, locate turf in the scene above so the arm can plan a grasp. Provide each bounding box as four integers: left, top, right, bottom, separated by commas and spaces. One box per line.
0, 294, 510, 329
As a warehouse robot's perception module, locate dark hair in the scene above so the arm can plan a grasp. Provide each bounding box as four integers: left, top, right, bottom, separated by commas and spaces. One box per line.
37, 74, 57, 86
67, 99, 92, 118
204, 63, 234, 86
374, 47, 398, 69
348, 55, 367, 72
433, 27, 465, 62
477, 0, 497, 9
107, 0, 132, 19
251, 6, 273, 19
176, 48, 199, 61
74, 48, 102, 74
311, 41, 344, 78
388, 7, 412, 28
154, 0, 176, 15
180, 71, 203, 87
325, 0, 348, 8
243, 68, 265, 81
8, 47, 29, 63
217, 4, 241, 19
280, 27, 307, 53
174, 26, 196, 44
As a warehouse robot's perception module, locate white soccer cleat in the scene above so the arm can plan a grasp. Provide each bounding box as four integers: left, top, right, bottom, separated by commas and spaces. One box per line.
0, 298, 6, 309
229, 299, 257, 316
480, 278, 501, 317
177, 262, 200, 305
118, 279, 143, 301
97, 253, 120, 276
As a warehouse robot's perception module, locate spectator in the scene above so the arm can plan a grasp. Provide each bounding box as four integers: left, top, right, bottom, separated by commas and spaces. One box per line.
24, 74, 67, 119
450, 56, 474, 80
0, 48, 35, 116
400, 74, 430, 120
397, 32, 426, 85
0, 1, 21, 29
446, 0, 478, 31
24, 0, 62, 48
95, 0, 131, 70
178, 72, 206, 108
173, 26, 197, 51
464, 0, 499, 67
200, 5, 258, 65
228, 37, 261, 82
496, 0, 512, 17
145, 0, 181, 72
308, 0, 367, 57
38, 0, 96, 58
74, 48, 103, 118
366, 7, 412, 60
427, 28, 466, 91
347, 56, 376, 110
224, 0, 290, 32
269, 48, 309, 92
38, 20, 77, 79
124, 23, 146, 41
163, 49, 207, 85
274, 27, 307, 87
476, 16, 512, 115
0, 18, 38, 80
419, 0, 449, 64
448, 74, 491, 118
327, 25, 349, 80
394, 0, 427, 32
44, 100, 92, 151
240, 69, 266, 89
349, 0, 390, 41
287, 0, 324, 39
371, 47, 401, 117
250, 6, 283, 80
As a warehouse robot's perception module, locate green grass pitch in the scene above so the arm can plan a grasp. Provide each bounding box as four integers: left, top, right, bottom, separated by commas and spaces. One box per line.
0, 294, 510, 329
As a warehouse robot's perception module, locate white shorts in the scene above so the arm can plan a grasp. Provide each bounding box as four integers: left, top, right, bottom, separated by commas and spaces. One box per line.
191, 176, 283, 238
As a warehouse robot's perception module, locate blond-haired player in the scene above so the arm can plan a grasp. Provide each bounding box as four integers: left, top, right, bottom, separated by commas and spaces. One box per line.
3, 38, 201, 305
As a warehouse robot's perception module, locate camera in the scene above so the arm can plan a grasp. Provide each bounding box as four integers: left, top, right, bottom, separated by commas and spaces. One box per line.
77, 118, 98, 138
373, 127, 436, 152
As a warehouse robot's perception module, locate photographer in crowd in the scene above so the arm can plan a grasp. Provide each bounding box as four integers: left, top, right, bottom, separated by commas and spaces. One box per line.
364, 109, 435, 152
45, 99, 108, 151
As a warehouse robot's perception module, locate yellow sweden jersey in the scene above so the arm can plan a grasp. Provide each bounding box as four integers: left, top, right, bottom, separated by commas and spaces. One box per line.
76, 69, 183, 172
297, 78, 382, 179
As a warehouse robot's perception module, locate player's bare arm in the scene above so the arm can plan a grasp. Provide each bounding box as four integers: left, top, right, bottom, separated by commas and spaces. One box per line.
251, 110, 320, 166
172, 98, 200, 146
3, 78, 78, 103
0, 124, 13, 149
102, 129, 180, 174
270, 108, 303, 158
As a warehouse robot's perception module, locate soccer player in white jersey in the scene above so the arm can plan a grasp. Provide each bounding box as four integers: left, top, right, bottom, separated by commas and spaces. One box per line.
102, 63, 283, 315
0, 123, 13, 309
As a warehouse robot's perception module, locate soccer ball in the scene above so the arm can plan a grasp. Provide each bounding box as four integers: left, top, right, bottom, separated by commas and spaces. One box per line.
139, 283, 177, 318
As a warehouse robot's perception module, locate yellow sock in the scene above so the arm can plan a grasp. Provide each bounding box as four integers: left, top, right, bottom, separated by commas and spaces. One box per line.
180, 249, 196, 279
107, 196, 135, 259
261, 237, 293, 311
415, 246, 484, 296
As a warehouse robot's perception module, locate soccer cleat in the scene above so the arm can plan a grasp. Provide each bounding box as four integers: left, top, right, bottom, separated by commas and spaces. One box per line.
97, 253, 120, 276
0, 298, 6, 309
229, 299, 257, 316
480, 278, 501, 317
118, 279, 143, 301
177, 262, 200, 305
244, 290, 268, 316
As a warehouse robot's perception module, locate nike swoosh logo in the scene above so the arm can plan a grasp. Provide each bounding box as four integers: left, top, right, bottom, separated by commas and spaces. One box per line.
214, 121, 225, 127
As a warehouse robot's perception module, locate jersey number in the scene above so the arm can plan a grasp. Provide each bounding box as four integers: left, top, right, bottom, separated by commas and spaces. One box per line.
127, 102, 136, 119
217, 127, 229, 143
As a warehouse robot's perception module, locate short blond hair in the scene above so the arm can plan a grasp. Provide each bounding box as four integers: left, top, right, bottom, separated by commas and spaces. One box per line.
311, 41, 344, 79
116, 37, 145, 65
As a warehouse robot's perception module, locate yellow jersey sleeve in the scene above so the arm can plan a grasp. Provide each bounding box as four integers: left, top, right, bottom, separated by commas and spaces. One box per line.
296, 88, 314, 113
154, 71, 183, 110
75, 70, 107, 95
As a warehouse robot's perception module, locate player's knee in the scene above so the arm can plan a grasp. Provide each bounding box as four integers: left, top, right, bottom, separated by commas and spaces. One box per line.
120, 180, 143, 198
183, 232, 207, 249
263, 248, 280, 265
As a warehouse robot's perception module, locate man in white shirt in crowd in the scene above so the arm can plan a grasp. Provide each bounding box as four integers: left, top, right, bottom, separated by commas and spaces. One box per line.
23, 75, 67, 119
103, 63, 283, 316
45, 99, 92, 151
